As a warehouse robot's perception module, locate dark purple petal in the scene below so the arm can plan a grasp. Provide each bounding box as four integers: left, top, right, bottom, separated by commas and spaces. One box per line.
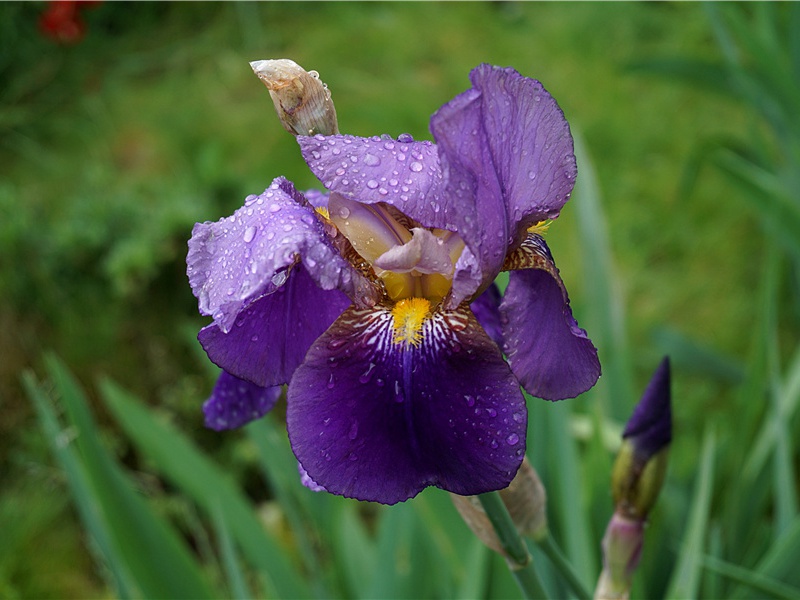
199, 265, 351, 387
430, 65, 577, 306
299, 134, 448, 229
203, 370, 282, 431
500, 237, 599, 400
623, 357, 671, 461
287, 305, 527, 505
187, 176, 375, 332
470, 283, 504, 348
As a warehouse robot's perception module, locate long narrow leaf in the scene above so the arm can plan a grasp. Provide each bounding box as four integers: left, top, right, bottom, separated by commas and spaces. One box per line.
665, 427, 716, 599
98, 377, 312, 599
39, 357, 217, 599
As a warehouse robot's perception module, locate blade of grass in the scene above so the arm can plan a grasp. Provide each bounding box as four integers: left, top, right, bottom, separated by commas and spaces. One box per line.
665, 427, 716, 599
573, 132, 634, 422
210, 501, 253, 600
23, 371, 135, 599
98, 377, 312, 599
703, 554, 800, 600
39, 357, 217, 599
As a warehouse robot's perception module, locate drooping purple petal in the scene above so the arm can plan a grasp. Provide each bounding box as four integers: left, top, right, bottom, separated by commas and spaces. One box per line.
287, 305, 527, 505
299, 134, 448, 230
623, 357, 671, 462
298, 463, 327, 492
430, 65, 577, 306
199, 265, 351, 387
470, 283, 504, 349
187, 176, 375, 333
500, 235, 600, 400
203, 370, 282, 431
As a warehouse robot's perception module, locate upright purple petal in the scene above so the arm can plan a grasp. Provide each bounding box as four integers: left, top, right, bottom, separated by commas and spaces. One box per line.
203, 370, 282, 431
430, 65, 577, 306
299, 134, 448, 229
623, 357, 672, 461
187, 177, 375, 332
287, 305, 527, 505
199, 265, 351, 387
500, 236, 599, 400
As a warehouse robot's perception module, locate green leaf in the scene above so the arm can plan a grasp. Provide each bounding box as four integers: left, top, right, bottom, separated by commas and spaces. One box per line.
665, 427, 717, 599
211, 502, 253, 600
98, 377, 312, 599
33, 357, 217, 599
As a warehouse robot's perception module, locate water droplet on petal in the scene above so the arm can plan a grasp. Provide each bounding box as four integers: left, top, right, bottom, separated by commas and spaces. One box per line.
506, 433, 520, 446
269, 203, 282, 213
366, 179, 379, 189
409, 161, 423, 173
327, 374, 335, 389
363, 153, 381, 166
243, 225, 256, 243
348, 420, 359, 440
487, 408, 497, 417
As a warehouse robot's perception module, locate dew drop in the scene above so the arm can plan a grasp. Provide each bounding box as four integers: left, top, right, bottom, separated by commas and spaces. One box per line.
506, 433, 520, 446
337, 206, 351, 218
348, 420, 359, 440
409, 161, 423, 173
397, 133, 414, 143
464, 395, 475, 407
512, 412, 524, 423
269, 203, 282, 213
363, 153, 381, 166
243, 225, 256, 243
327, 374, 335, 389
487, 408, 497, 418
366, 179, 379, 189
490, 439, 499, 449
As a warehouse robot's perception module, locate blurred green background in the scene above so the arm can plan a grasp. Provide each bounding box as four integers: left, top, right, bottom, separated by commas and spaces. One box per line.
2, 2, 799, 598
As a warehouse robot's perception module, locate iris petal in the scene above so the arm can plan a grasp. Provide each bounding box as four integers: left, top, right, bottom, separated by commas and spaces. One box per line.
287, 304, 527, 504
299, 134, 447, 230
500, 235, 600, 400
187, 176, 375, 333
203, 370, 282, 431
199, 265, 351, 387
431, 65, 577, 306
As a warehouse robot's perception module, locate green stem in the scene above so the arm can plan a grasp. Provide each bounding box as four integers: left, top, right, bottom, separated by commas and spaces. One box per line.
477, 492, 548, 599
536, 532, 592, 600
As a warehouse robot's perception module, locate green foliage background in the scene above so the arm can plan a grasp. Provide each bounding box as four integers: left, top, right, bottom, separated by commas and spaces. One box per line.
1, 2, 798, 598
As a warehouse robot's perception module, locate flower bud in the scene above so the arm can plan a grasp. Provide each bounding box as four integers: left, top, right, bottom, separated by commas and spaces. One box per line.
250, 59, 339, 136
611, 357, 671, 519
451, 457, 548, 560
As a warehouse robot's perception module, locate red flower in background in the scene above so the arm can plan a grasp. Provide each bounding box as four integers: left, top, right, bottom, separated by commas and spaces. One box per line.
39, 0, 102, 44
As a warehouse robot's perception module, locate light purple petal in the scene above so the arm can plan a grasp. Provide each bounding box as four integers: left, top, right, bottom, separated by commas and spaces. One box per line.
431, 65, 577, 306
203, 370, 282, 431
500, 237, 600, 400
187, 176, 375, 333
299, 134, 448, 230
199, 265, 351, 387
287, 305, 527, 505
470, 283, 504, 349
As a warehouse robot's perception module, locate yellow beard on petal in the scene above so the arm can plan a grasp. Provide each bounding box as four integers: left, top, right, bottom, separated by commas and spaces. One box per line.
527, 220, 551, 235
391, 297, 431, 347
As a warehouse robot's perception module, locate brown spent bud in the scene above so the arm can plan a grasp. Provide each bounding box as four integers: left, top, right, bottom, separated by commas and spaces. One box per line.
250, 59, 339, 136
451, 457, 548, 560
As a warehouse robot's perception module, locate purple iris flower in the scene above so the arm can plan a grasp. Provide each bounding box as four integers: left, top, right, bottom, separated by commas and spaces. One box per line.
187, 64, 600, 505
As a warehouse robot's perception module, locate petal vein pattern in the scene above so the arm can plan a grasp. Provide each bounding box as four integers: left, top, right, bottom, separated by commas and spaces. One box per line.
287, 304, 527, 504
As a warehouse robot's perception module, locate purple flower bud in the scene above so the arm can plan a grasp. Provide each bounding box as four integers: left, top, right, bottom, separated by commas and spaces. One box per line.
612, 357, 671, 519
623, 356, 672, 462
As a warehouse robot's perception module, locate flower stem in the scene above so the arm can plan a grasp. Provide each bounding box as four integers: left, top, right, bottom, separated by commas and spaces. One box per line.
477, 492, 548, 599
536, 532, 592, 600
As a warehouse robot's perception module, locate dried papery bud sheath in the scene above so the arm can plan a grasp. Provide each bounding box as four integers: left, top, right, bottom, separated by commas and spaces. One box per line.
250, 59, 339, 136
451, 457, 548, 561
